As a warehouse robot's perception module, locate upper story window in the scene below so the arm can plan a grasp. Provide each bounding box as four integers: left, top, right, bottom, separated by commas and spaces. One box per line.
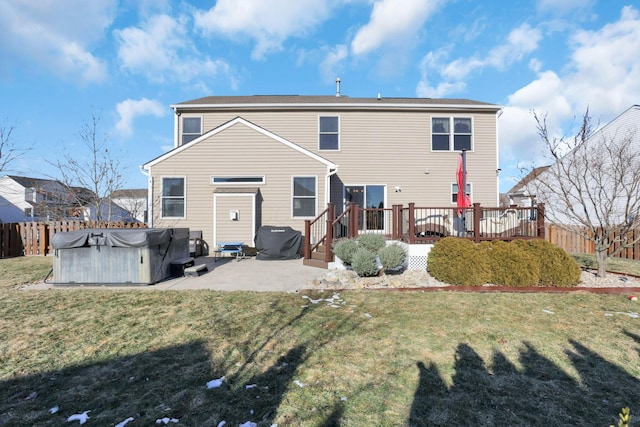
451, 182, 472, 204
319, 116, 339, 150
182, 117, 202, 144
432, 117, 473, 151
161, 177, 185, 218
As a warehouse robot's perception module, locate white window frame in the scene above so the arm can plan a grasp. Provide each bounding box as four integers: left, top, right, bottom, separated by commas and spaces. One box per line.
211, 176, 266, 185
182, 116, 203, 144
318, 115, 340, 151
451, 182, 472, 204
431, 116, 474, 152
161, 176, 186, 219
291, 176, 317, 218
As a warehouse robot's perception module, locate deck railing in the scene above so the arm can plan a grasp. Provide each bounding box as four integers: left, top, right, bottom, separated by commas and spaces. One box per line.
304, 203, 545, 266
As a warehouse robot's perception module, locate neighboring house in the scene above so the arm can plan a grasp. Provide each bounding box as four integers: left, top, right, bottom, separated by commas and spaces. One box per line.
110, 188, 148, 223
504, 166, 550, 208
0, 175, 76, 221
524, 104, 640, 225
0, 175, 136, 222
142, 92, 502, 246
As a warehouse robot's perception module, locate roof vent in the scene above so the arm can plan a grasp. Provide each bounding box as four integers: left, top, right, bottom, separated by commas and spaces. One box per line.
335, 78, 341, 97
377, 93, 381, 100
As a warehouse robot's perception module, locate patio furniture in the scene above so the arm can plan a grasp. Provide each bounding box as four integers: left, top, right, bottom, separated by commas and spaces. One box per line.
214, 241, 245, 262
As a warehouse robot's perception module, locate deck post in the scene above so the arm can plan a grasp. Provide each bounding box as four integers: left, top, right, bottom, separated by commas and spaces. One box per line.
304, 219, 311, 260
349, 203, 359, 238
392, 204, 402, 239
325, 203, 335, 263
537, 203, 545, 239
473, 203, 481, 243
408, 203, 416, 244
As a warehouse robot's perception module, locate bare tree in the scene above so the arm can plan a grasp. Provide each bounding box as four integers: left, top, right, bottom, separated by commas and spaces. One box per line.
0, 120, 30, 173
526, 109, 640, 277
51, 113, 126, 223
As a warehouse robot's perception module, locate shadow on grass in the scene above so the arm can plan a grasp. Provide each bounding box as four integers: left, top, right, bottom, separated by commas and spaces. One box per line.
0, 295, 364, 426
409, 340, 640, 426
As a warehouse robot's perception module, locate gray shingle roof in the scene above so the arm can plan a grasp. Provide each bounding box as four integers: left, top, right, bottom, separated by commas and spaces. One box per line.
173, 95, 499, 109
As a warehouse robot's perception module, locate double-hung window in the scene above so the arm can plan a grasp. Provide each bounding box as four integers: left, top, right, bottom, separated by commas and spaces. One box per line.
182, 117, 202, 144
319, 116, 339, 150
432, 117, 472, 151
451, 182, 472, 204
162, 177, 185, 218
292, 176, 316, 217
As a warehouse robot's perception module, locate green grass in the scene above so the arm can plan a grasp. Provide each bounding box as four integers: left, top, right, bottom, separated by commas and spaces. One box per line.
0, 256, 639, 426
0, 256, 52, 289
572, 253, 640, 276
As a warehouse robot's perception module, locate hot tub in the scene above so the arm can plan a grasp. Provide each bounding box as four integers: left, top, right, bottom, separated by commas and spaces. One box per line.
51, 228, 189, 285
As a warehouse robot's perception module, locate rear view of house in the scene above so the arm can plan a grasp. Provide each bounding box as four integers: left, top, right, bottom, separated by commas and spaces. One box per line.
142, 92, 502, 249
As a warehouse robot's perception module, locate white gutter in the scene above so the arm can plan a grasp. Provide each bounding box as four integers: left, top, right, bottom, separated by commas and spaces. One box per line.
325, 165, 339, 206
173, 107, 179, 148
170, 102, 502, 112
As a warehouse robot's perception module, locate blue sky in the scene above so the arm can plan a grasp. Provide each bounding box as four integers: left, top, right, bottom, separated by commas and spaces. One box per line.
1, 0, 638, 193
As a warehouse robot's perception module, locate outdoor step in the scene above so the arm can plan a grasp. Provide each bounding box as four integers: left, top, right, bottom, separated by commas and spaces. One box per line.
184, 264, 208, 277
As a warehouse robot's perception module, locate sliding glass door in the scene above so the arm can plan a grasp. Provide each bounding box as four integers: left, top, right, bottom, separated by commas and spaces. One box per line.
344, 185, 385, 231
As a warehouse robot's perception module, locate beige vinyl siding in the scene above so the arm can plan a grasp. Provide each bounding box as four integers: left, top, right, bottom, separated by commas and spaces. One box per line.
214, 194, 255, 244
151, 121, 327, 246
178, 109, 498, 208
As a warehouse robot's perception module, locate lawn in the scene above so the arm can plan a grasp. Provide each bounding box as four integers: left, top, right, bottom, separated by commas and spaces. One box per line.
0, 257, 639, 426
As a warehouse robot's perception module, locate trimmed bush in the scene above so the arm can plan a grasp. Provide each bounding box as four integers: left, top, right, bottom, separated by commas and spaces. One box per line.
427, 237, 491, 285
333, 238, 359, 266
511, 239, 581, 287
357, 233, 386, 253
378, 243, 407, 270
482, 240, 540, 287
351, 248, 380, 277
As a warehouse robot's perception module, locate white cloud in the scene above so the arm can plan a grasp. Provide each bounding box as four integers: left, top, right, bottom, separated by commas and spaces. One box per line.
115, 14, 232, 87
115, 98, 166, 137
536, 0, 596, 17
0, 0, 115, 82
351, 0, 441, 56
498, 6, 640, 185
320, 45, 349, 82
194, 0, 336, 60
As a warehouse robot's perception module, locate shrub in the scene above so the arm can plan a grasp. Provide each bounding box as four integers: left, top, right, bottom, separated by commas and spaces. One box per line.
427, 237, 491, 285
333, 238, 359, 266
357, 233, 386, 253
482, 240, 540, 287
512, 239, 581, 287
378, 243, 407, 270
351, 248, 380, 277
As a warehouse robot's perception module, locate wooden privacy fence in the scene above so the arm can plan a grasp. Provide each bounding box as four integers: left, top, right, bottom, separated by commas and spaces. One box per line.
546, 224, 640, 261
0, 221, 147, 258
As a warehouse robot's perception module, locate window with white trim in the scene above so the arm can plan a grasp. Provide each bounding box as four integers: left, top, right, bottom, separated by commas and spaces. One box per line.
451, 182, 472, 204
319, 116, 339, 150
182, 117, 202, 144
292, 176, 316, 217
432, 117, 472, 151
162, 177, 185, 218
211, 176, 265, 184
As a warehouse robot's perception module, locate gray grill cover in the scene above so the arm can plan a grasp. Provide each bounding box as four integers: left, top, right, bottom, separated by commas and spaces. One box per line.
255, 226, 301, 260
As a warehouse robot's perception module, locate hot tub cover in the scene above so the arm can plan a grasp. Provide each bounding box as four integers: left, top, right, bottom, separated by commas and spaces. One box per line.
52, 228, 174, 249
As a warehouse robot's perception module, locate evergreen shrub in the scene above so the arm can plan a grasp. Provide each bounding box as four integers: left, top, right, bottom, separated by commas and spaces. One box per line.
482, 240, 540, 287
357, 233, 386, 253
427, 237, 491, 285
378, 243, 407, 270
351, 248, 380, 277
512, 239, 581, 287
333, 238, 359, 266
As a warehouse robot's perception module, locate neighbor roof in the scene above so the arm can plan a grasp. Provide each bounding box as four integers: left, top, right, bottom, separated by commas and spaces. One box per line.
110, 189, 147, 199
507, 166, 551, 195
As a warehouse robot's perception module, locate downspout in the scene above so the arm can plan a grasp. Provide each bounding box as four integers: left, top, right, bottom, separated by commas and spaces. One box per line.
173, 107, 180, 148
139, 165, 153, 227
496, 108, 503, 207
326, 165, 339, 206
